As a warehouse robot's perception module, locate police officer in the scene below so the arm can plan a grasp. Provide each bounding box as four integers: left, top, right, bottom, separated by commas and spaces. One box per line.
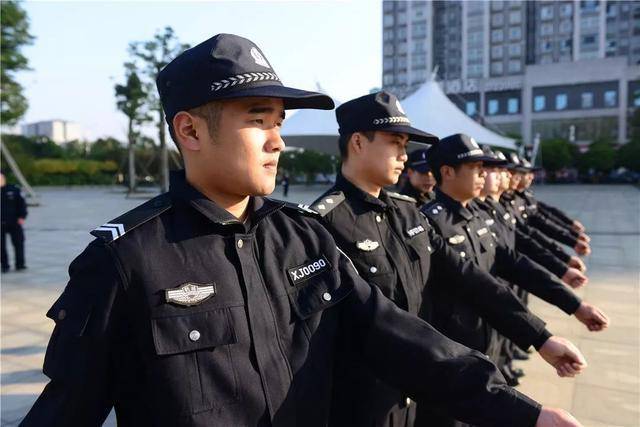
1, 172, 28, 273
421, 134, 609, 363
21, 34, 585, 427
311, 92, 588, 427
399, 148, 435, 207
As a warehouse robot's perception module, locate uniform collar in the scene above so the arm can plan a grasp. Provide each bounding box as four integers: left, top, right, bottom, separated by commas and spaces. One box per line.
435, 188, 474, 221
334, 173, 389, 210
169, 170, 284, 227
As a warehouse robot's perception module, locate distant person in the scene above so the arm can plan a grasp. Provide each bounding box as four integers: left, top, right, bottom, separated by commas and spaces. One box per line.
1, 172, 28, 273
281, 173, 290, 197
400, 148, 436, 207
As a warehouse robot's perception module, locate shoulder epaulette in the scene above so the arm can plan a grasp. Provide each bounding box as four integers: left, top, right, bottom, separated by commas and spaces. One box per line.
309, 191, 345, 217
387, 191, 417, 203
91, 193, 172, 243
279, 201, 321, 217
422, 201, 445, 217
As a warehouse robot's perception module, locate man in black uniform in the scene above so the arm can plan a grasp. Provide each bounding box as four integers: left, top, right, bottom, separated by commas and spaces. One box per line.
421, 134, 609, 365
311, 92, 588, 427
1, 172, 28, 272
399, 148, 435, 206
23, 34, 584, 427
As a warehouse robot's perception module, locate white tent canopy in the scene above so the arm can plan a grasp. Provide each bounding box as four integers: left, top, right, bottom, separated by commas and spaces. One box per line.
280, 80, 516, 154
401, 80, 516, 149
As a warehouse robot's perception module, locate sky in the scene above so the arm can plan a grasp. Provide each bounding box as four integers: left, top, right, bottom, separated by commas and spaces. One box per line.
16, 1, 382, 141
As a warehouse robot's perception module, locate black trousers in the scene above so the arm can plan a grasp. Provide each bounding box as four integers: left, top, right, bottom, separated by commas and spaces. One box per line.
1, 224, 25, 269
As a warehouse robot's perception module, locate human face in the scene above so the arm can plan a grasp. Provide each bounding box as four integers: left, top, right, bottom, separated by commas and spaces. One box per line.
509, 171, 523, 190
482, 166, 501, 196
498, 168, 511, 192
359, 131, 410, 188
443, 161, 486, 202
407, 168, 436, 194
520, 172, 534, 189
187, 97, 285, 198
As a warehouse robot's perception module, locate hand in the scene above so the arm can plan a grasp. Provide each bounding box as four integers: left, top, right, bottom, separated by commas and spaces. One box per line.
536, 407, 583, 427
567, 256, 586, 272
17, 218, 25, 225
577, 233, 590, 243
538, 336, 587, 378
574, 241, 590, 256
574, 302, 610, 332
572, 220, 585, 233
561, 268, 588, 289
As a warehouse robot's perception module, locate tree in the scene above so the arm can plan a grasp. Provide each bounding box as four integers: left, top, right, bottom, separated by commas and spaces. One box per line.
577, 139, 616, 176
115, 63, 150, 192
129, 27, 189, 192
540, 138, 574, 173
0, 1, 34, 125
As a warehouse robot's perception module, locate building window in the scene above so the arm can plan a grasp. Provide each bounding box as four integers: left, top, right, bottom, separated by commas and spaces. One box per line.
383, 29, 394, 42
582, 34, 596, 45
491, 14, 504, 26
509, 10, 522, 24
491, 29, 504, 42
508, 98, 519, 114
508, 43, 522, 56
412, 53, 426, 68
540, 23, 554, 36
604, 90, 617, 107
467, 64, 483, 77
606, 3, 617, 18
556, 94, 568, 110
383, 14, 394, 27
581, 92, 594, 108
383, 1, 394, 12
541, 40, 553, 53
541, 6, 554, 20
384, 43, 394, 56
466, 101, 477, 116
397, 72, 408, 84
491, 1, 504, 11
397, 42, 408, 54
413, 22, 427, 38
561, 39, 572, 51
509, 27, 522, 40
397, 12, 407, 25
534, 95, 546, 111
397, 56, 407, 69
634, 89, 640, 107
488, 99, 499, 115
560, 3, 573, 17
383, 58, 394, 71
492, 45, 504, 59
397, 27, 407, 40
508, 59, 522, 73
581, 1, 599, 12
383, 74, 394, 85
491, 61, 504, 75
559, 20, 572, 33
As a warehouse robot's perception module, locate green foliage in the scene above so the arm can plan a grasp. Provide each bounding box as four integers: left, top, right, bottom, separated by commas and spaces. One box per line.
540, 138, 574, 172
0, 1, 34, 125
577, 139, 616, 173
115, 64, 150, 142
616, 139, 640, 172
279, 150, 337, 183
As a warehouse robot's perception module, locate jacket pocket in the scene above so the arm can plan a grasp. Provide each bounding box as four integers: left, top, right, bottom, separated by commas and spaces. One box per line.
150, 304, 243, 414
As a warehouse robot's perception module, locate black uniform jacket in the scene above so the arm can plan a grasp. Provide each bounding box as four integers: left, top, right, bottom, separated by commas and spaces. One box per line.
1, 184, 28, 225
399, 180, 434, 208
22, 172, 541, 427
474, 197, 568, 279
311, 175, 550, 425
422, 190, 581, 320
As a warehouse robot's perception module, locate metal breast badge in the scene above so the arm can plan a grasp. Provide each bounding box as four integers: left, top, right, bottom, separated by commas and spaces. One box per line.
165, 283, 216, 306
356, 239, 380, 251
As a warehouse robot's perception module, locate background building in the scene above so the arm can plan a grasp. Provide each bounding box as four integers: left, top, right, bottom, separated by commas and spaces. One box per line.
382, 0, 640, 146
21, 120, 83, 144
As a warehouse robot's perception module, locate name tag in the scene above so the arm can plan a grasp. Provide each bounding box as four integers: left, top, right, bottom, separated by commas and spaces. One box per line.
407, 224, 425, 237
288, 256, 332, 286
476, 227, 489, 237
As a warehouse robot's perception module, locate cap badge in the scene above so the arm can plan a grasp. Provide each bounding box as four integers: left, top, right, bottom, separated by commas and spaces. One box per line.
165, 282, 216, 306
470, 137, 480, 149
395, 99, 406, 114
250, 47, 270, 68
356, 239, 380, 252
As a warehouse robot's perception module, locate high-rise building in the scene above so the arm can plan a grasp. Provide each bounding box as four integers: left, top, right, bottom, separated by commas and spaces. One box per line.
382, 0, 640, 146
22, 120, 83, 144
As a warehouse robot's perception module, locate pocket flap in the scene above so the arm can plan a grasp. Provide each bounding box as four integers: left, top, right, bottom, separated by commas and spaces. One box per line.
288, 276, 352, 320
152, 308, 238, 355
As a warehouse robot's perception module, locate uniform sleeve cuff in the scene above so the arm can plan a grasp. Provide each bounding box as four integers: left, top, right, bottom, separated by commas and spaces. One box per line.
532, 329, 552, 351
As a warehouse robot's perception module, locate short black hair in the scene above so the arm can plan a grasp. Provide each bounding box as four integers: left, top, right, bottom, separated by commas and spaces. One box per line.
433, 163, 462, 185
338, 131, 375, 160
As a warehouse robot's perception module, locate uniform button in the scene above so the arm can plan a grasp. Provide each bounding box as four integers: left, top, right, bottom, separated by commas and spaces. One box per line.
427, 246, 432, 252
405, 397, 412, 406
375, 215, 382, 223
237, 239, 243, 248
189, 330, 201, 342
322, 292, 332, 302
460, 251, 466, 258
369, 266, 378, 273
57, 309, 67, 320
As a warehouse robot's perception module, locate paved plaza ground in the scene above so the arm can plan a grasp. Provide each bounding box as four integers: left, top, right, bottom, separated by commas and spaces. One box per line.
1, 184, 638, 426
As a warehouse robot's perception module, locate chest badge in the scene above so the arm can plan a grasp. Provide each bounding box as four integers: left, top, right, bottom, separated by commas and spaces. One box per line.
448, 234, 466, 245
165, 283, 216, 306
356, 239, 380, 251
476, 227, 489, 237
406, 225, 425, 237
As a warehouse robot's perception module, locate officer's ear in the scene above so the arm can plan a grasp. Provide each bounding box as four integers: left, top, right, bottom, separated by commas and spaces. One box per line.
440, 164, 457, 183
350, 132, 365, 155
173, 111, 204, 152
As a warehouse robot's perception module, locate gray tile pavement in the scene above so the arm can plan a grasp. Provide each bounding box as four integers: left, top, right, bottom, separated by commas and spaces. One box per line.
1, 184, 638, 426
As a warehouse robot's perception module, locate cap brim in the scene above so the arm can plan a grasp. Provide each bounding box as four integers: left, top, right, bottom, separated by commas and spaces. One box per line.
483, 158, 509, 167
212, 84, 335, 110
408, 163, 431, 173
383, 124, 439, 144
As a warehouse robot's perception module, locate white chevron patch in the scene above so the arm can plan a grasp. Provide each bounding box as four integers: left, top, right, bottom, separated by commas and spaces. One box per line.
94, 223, 125, 240
211, 72, 280, 92
373, 116, 410, 125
